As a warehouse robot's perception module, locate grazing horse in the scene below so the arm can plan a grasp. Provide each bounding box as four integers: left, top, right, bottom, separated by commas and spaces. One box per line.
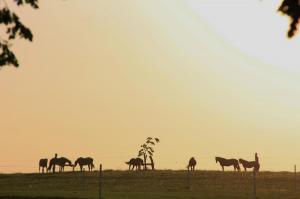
215, 157, 240, 171
47, 157, 72, 173
239, 159, 260, 172
39, 159, 48, 173
187, 157, 197, 171
74, 157, 95, 171
125, 158, 144, 170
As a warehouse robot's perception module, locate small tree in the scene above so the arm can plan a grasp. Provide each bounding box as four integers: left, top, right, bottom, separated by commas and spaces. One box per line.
138, 137, 159, 170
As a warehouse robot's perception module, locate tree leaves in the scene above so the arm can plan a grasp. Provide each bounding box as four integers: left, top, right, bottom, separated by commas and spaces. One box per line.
278, 0, 300, 38
14, 0, 39, 9
0, 42, 18, 67
0, 1, 38, 67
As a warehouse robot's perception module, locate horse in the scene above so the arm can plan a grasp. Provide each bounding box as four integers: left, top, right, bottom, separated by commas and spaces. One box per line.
39, 158, 48, 173
239, 159, 260, 172
74, 157, 95, 171
47, 157, 72, 173
187, 157, 197, 171
125, 158, 144, 170
215, 157, 240, 171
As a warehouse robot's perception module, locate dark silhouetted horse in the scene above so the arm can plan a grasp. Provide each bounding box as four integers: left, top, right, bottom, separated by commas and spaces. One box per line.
187, 157, 197, 171
47, 157, 72, 173
74, 157, 95, 171
239, 158, 260, 172
39, 158, 48, 173
125, 158, 143, 170
215, 157, 240, 171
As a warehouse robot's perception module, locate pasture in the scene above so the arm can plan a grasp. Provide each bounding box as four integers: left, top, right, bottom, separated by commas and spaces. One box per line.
0, 170, 299, 199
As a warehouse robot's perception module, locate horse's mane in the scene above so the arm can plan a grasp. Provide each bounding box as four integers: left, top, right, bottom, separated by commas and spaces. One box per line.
215, 157, 225, 161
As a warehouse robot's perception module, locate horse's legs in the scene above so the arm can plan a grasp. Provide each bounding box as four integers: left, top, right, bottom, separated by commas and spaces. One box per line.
222, 166, 224, 171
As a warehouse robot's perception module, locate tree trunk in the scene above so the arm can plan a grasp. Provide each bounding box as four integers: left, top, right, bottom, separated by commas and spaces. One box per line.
149, 156, 155, 170
143, 154, 147, 170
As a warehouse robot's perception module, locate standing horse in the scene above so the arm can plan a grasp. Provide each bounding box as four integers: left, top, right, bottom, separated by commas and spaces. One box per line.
239, 159, 260, 172
187, 157, 197, 171
39, 158, 48, 173
47, 157, 72, 173
74, 157, 95, 171
215, 157, 240, 171
125, 158, 144, 170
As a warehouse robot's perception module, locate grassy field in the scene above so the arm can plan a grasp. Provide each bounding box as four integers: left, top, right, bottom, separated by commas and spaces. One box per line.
0, 170, 299, 199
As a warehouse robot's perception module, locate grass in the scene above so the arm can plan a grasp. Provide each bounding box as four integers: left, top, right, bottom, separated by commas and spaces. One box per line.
0, 170, 299, 199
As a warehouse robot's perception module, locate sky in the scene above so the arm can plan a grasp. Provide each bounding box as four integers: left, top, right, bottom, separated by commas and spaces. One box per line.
1, 0, 300, 173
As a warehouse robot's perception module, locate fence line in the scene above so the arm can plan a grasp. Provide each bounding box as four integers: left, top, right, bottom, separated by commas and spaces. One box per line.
253, 169, 256, 199
1, 165, 300, 199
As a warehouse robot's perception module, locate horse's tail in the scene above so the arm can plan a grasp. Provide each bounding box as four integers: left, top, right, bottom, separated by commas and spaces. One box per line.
125, 162, 130, 165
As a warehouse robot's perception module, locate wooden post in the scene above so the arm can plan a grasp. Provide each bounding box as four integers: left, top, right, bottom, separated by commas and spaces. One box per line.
99, 164, 103, 199
253, 169, 256, 199
295, 165, 297, 192
187, 168, 191, 190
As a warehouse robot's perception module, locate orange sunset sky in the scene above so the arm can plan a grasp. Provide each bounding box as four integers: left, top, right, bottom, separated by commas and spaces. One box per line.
1, 0, 300, 173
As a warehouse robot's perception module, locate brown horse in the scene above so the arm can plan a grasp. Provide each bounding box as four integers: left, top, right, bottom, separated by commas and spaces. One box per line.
39, 158, 48, 173
47, 157, 72, 173
125, 158, 144, 170
239, 159, 260, 172
215, 157, 240, 171
74, 157, 95, 171
187, 157, 197, 171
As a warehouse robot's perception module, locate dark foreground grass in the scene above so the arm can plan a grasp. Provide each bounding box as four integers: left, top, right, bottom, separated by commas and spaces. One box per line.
0, 170, 299, 199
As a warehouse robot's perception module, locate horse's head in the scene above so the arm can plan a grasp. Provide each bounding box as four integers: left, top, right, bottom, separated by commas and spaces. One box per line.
67, 159, 72, 166
74, 159, 78, 167
236, 162, 241, 171
47, 158, 54, 171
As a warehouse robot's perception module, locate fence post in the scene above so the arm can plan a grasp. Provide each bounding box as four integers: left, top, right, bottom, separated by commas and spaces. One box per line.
187, 168, 191, 190
295, 165, 297, 192
253, 169, 256, 199
99, 164, 103, 199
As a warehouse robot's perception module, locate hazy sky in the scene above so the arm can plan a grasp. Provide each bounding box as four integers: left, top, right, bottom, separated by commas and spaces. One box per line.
1, 0, 300, 173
